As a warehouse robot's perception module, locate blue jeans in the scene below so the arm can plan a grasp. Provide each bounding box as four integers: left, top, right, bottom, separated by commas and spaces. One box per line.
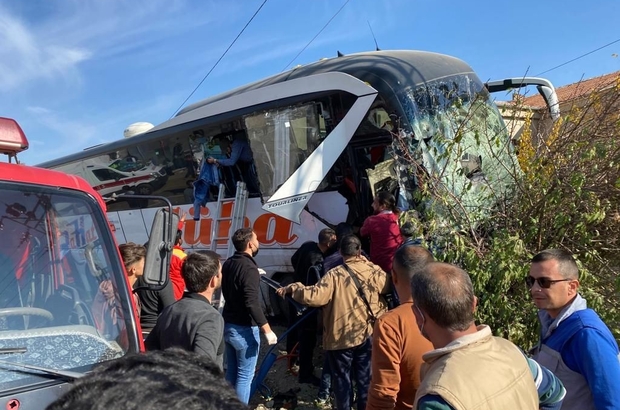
224, 323, 260, 404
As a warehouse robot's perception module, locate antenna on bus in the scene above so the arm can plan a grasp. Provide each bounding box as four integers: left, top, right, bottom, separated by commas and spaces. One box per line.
367, 21, 380, 51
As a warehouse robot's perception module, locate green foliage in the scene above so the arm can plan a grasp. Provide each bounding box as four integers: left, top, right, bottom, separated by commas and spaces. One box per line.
400, 78, 620, 348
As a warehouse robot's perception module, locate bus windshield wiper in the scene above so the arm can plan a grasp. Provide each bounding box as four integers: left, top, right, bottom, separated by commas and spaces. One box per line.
0, 347, 28, 355
0, 349, 84, 381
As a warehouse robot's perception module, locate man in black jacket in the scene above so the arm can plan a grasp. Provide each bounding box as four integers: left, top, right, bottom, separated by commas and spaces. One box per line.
145, 251, 224, 369
222, 227, 277, 404
288, 228, 336, 385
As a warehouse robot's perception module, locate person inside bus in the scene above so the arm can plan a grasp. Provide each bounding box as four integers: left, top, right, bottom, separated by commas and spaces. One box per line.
192, 135, 226, 220
360, 191, 403, 274
206, 130, 261, 196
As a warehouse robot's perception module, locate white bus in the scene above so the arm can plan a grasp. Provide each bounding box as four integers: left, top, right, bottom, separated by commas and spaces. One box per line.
38, 50, 557, 315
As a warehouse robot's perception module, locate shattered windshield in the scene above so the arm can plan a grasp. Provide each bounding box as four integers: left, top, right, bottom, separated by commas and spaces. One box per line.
396, 73, 516, 224
0, 183, 128, 389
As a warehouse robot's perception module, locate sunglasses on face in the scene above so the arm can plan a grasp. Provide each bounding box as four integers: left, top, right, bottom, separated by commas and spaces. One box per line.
525, 276, 571, 289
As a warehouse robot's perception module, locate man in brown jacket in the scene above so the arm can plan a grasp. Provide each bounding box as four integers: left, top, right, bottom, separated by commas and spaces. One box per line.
278, 234, 388, 410
366, 246, 434, 410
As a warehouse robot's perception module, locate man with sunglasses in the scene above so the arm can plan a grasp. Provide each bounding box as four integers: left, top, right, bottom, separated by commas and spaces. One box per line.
528, 249, 620, 410
411, 262, 566, 410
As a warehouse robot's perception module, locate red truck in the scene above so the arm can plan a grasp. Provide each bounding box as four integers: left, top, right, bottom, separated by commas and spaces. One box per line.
0, 117, 175, 410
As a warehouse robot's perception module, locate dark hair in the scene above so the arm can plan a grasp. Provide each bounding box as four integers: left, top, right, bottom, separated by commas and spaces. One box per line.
392, 245, 434, 281
410, 262, 475, 332
376, 191, 399, 214
46, 349, 247, 410
399, 221, 417, 238
118, 242, 146, 271
318, 228, 336, 245
531, 249, 579, 280
175, 229, 183, 246
231, 227, 254, 252
182, 251, 221, 293
334, 222, 354, 249
339, 234, 362, 257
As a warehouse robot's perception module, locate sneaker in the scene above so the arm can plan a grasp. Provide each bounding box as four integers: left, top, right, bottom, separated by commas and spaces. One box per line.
314, 397, 330, 409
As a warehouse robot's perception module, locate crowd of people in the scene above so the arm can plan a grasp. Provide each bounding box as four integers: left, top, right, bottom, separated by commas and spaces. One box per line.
48, 191, 620, 410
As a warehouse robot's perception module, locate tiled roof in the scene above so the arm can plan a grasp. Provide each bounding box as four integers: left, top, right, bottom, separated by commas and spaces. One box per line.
521, 71, 620, 108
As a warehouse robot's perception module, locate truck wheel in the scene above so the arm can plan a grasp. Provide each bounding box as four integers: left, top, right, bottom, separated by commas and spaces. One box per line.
136, 183, 154, 195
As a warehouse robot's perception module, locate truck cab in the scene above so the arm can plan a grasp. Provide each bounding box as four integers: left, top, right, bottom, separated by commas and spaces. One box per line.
0, 117, 173, 410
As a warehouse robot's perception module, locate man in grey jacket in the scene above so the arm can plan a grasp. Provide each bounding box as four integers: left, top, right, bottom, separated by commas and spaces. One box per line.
145, 251, 224, 369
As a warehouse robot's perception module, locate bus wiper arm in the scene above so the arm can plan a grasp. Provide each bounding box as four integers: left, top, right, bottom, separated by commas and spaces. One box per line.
0, 357, 84, 381
0, 347, 27, 355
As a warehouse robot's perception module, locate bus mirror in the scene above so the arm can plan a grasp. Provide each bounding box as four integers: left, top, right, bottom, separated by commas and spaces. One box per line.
536, 85, 560, 121
143, 208, 179, 286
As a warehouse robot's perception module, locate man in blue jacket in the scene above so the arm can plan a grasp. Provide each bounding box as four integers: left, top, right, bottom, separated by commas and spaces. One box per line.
528, 249, 620, 410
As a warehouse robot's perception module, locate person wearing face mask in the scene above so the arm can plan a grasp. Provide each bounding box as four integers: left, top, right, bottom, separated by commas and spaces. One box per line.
528, 249, 620, 410
221, 227, 277, 404
410, 262, 566, 410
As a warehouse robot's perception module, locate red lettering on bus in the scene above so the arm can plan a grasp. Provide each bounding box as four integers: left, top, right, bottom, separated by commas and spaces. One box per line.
253, 214, 298, 246
183, 205, 296, 247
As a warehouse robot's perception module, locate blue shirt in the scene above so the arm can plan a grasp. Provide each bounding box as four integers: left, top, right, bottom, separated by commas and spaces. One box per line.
217, 139, 253, 167
541, 308, 620, 410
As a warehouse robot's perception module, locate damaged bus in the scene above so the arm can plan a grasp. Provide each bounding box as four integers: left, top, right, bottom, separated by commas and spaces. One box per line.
38, 50, 558, 315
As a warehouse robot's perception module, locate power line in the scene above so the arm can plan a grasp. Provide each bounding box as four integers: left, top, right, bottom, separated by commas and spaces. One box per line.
536, 38, 620, 76
281, 0, 352, 72
170, 0, 268, 119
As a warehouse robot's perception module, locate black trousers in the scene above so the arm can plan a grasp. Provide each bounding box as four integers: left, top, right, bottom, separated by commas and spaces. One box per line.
327, 337, 372, 410
286, 308, 318, 380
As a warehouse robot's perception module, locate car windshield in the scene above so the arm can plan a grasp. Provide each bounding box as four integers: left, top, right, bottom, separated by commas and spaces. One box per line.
0, 183, 129, 389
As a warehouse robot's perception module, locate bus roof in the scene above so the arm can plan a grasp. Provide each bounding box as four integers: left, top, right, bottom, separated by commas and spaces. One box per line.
178, 49, 475, 116
0, 162, 107, 210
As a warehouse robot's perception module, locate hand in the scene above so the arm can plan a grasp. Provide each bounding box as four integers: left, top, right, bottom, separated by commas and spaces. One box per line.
99, 280, 115, 302
264, 331, 278, 345
275, 286, 289, 299
207, 157, 215, 164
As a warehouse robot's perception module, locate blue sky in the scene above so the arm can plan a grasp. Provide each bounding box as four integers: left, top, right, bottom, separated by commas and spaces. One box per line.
2, 0, 618, 165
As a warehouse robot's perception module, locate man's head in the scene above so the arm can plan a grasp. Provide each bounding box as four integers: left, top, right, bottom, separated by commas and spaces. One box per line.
118, 242, 146, 278
410, 262, 476, 346
399, 221, 417, 240
392, 245, 434, 299
331, 222, 354, 251
175, 229, 183, 246
231, 227, 259, 257
317, 228, 336, 253
182, 251, 222, 295
528, 249, 580, 318
339, 234, 362, 259
46, 349, 247, 410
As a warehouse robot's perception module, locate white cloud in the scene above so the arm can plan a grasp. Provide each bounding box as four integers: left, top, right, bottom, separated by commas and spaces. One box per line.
0, 9, 91, 90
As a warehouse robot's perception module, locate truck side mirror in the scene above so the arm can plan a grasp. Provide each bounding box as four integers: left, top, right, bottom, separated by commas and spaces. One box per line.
143, 208, 179, 286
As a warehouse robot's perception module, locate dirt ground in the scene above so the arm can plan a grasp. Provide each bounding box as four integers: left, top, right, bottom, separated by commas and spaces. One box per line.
250, 324, 331, 410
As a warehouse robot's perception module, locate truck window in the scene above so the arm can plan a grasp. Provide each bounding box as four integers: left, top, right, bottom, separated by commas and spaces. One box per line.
0, 183, 129, 390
